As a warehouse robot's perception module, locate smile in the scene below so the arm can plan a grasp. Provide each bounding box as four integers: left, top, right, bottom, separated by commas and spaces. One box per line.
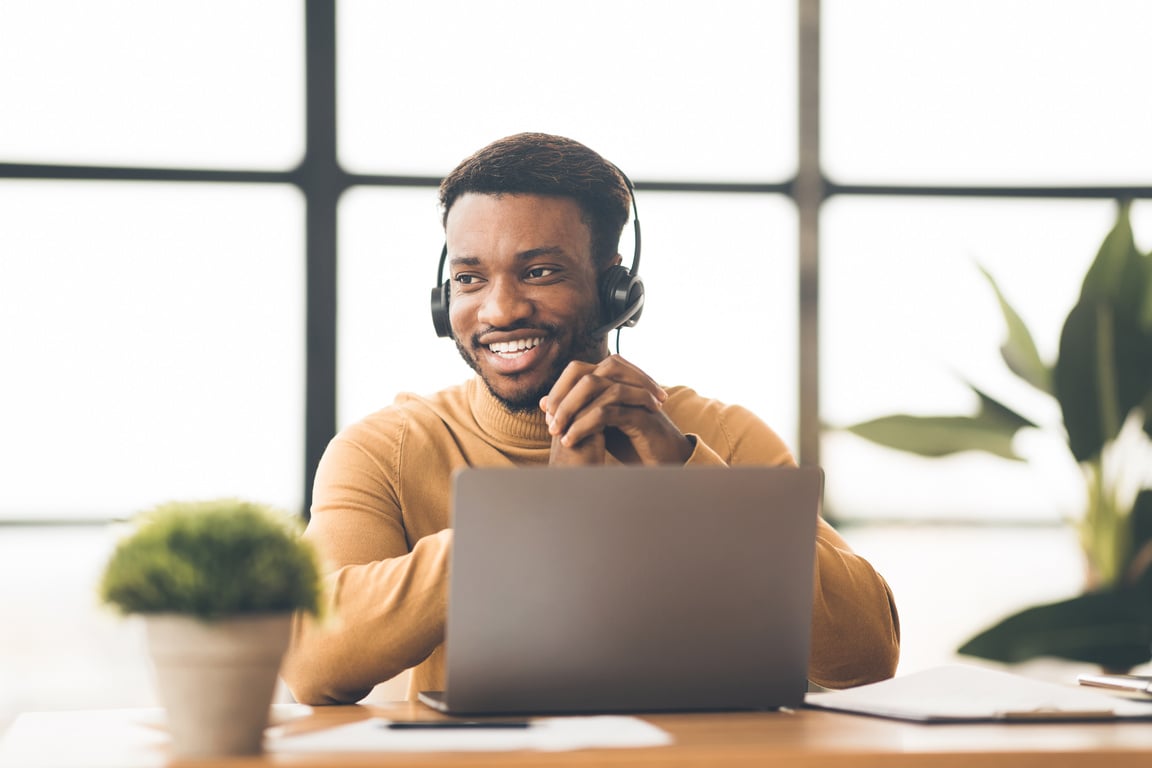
488, 337, 544, 357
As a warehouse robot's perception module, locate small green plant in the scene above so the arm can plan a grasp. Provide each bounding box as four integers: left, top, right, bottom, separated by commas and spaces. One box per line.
840, 203, 1152, 669
100, 499, 322, 621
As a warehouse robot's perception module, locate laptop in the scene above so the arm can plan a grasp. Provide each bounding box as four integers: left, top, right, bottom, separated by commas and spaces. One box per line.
418, 464, 822, 716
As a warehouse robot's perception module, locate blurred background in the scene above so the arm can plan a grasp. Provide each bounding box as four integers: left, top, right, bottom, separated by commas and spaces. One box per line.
2, 0, 1150, 731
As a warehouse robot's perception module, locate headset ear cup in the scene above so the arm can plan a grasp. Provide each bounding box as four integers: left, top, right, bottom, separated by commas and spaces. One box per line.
598, 265, 644, 332
430, 281, 452, 338
623, 276, 644, 328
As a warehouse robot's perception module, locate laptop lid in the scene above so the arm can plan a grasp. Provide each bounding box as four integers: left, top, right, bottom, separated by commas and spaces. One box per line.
428, 464, 821, 716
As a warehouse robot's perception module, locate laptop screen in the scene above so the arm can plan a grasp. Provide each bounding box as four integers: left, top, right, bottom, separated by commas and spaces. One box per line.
433, 465, 822, 715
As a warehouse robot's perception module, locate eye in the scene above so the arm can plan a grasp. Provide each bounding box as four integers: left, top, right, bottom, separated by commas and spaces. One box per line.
453, 273, 483, 286
526, 266, 558, 280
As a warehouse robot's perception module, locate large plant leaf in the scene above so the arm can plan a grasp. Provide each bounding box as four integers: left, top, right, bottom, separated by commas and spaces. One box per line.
958, 589, 1152, 669
1054, 206, 1152, 463
1080, 203, 1140, 307
978, 265, 1052, 395
1125, 491, 1152, 585
843, 414, 1025, 460
969, 382, 1040, 430
1056, 301, 1152, 462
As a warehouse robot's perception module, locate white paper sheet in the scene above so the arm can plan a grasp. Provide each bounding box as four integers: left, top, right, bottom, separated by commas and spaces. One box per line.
271, 715, 674, 753
805, 665, 1152, 722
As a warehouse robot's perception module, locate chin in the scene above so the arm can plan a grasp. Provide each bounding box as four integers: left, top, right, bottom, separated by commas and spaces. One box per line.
486, 381, 548, 414
477, 369, 555, 414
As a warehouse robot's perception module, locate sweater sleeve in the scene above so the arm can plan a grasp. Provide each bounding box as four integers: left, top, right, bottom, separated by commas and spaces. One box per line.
280, 431, 451, 705
667, 392, 900, 688
808, 520, 900, 687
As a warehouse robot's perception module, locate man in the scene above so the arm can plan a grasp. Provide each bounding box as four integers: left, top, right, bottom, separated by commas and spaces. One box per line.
282, 133, 900, 705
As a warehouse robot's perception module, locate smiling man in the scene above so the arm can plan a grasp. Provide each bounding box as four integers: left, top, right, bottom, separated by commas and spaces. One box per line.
282, 133, 900, 705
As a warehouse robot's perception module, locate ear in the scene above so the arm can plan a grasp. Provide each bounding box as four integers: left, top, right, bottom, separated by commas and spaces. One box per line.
597, 254, 624, 283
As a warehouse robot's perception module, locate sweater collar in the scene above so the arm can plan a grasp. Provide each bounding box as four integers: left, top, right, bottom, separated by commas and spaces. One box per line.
468, 376, 551, 446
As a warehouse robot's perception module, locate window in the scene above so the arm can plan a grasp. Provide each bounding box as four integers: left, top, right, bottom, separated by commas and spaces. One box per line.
2, 0, 1149, 522
821, 197, 1152, 520
0, 181, 305, 519
821, 0, 1152, 520
0, 1, 304, 169
0, 0, 305, 520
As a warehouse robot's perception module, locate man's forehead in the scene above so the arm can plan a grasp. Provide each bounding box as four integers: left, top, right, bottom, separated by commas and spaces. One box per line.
446, 191, 582, 215
445, 193, 592, 241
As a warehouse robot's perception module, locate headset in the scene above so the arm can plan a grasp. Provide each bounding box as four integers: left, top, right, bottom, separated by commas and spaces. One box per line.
430, 171, 645, 340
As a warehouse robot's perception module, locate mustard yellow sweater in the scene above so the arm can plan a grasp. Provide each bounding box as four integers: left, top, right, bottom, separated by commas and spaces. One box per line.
282, 377, 900, 704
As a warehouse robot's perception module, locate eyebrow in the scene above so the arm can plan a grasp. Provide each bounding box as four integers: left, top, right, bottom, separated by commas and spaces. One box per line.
448, 246, 568, 270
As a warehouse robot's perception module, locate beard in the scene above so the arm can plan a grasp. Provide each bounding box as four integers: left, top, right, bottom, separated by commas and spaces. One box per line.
454, 309, 606, 414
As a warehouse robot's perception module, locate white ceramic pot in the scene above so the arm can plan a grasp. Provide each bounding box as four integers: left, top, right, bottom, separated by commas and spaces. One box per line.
144, 612, 293, 758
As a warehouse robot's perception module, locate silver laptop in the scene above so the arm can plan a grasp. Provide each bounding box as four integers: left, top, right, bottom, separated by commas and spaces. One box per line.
419, 465, 822, 716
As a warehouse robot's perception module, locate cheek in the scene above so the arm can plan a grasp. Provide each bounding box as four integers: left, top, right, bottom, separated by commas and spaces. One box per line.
447, 291, 472, 331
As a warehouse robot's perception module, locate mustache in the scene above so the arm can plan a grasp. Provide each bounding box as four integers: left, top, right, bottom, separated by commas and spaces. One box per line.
470, 321, 560, 347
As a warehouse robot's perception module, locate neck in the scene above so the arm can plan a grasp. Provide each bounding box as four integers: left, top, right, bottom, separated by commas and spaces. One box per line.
469, 378, 551, 446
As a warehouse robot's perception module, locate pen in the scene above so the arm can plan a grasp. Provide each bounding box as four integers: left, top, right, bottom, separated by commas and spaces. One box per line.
384, 720, 532, 730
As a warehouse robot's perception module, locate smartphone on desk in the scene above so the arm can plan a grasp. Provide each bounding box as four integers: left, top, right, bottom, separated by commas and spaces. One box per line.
382, 719, 532, 730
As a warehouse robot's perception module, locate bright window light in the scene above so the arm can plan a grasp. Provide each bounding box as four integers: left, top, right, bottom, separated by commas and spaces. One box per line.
0, 181, 305, 519
824, 0, 1152, 184
821, 198, 1152, 521
0, 0, 305, 169
337, 0, 797, 181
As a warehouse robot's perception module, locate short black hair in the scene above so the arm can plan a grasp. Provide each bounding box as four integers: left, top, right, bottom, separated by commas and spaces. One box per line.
439, 132, 630, 268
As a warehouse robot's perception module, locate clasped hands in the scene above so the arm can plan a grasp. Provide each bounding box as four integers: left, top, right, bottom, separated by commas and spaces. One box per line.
540, 355, 693, 466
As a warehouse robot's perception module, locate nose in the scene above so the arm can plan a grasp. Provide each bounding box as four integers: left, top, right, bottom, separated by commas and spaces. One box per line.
477, 276, 533, 329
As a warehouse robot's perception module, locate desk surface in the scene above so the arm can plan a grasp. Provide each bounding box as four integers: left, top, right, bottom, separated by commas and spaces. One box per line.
7, 701, 1152, 768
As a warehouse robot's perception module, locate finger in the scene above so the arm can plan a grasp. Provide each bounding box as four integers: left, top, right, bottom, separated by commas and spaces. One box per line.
599, 355, 669, 403
543, 356, 664, 415
572, 406, 692, 465
557, 388, 664, 446
545, 358, 665, 435
541, 360, 597, 421
550, 375, 664, 439
549, 432, 605, 466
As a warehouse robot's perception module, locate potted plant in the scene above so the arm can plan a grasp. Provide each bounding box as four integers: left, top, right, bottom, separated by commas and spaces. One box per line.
99, 498, 321, 757
839, 203, 1152, 670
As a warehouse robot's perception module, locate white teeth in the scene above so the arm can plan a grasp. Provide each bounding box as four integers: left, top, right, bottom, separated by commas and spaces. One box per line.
489, 337, 543, 355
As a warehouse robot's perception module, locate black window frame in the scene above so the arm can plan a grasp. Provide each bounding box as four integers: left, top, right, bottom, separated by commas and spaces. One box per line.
2, 0, 1149, 522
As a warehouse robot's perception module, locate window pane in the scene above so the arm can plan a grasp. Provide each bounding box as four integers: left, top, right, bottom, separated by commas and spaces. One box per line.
0, 0, 304, 169
629, 193, 799, 449
337, 187, 461, 426
821, 197, 1152, 522
339, 189, 799, 452
0, 181, 305, 520
823, 0, 1152, 185
338, 0, 796, 182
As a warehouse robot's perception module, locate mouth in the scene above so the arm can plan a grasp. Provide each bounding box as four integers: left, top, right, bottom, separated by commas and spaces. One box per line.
476, 334, 551, 378
487, 336, 545, 358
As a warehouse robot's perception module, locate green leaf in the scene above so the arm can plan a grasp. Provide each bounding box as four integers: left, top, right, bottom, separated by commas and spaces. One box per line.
99, 499, 322, 620
1080, 203, 1139, 307
970, 382, 1040, 431
843, 414, 1026, 461
978, 265, 1052, 395
958, 589, 1152, 669
1130, 491, 1152, 553
1058, 205, 1152, 461
1056, 301, 1152, 462
1127, 491, 1152, 585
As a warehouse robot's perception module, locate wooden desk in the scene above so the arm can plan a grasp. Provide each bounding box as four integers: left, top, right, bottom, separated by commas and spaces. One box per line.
6, 701, 1152, 767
